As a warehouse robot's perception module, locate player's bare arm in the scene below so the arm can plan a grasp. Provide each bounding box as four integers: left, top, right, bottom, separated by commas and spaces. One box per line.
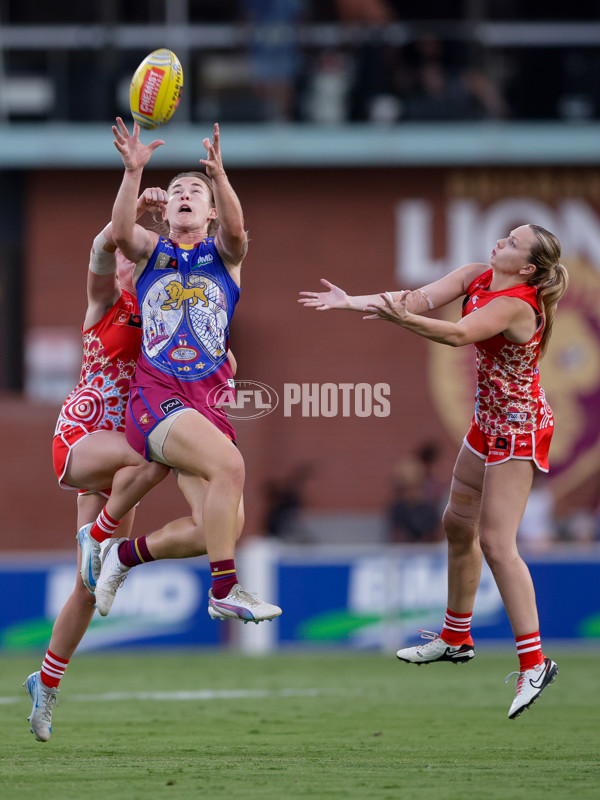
87, 187, 168, 316
111, 118, 163, 263
201, 123, 247, 276
364, 292, 536, 347
299, 264, 489, 315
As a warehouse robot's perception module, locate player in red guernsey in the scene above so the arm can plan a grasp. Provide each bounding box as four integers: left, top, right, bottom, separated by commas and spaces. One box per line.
300, 223, 568, 719
23, 189, 169, 742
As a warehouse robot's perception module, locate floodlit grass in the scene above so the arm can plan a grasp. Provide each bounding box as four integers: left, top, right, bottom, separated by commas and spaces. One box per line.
1, 650, 598, 800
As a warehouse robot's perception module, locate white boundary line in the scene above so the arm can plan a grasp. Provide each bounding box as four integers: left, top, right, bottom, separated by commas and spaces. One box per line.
3, 687, 353, 705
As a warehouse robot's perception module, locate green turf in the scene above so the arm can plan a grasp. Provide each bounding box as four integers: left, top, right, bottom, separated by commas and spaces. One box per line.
0, 650, 598, 800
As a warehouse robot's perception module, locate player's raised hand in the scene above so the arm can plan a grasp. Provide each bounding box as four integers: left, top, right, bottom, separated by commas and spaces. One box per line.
200, 123, 225, 180
298, 279, 351, 311
112, 117, 164, 171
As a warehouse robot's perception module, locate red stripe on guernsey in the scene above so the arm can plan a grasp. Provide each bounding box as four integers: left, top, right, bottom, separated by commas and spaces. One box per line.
440, 609, 473, 645
516, 632, 544, 670
40, 650, 69, 689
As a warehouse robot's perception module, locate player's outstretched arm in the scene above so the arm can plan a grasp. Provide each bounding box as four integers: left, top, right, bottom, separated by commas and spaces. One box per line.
111, 118, 163, 263
300, 263, 490, 315
299, 279, 431, 314
201, 123, 247, 270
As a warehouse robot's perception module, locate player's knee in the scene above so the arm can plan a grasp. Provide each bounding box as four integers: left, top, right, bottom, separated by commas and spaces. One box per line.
147, 461, 169, 487
479, 534, 514, 570
442, 504, 478, 544
216, 452, 245, 493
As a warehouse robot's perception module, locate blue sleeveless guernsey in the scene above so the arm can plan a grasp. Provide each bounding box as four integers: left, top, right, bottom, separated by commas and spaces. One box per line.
126, 237, 240, 454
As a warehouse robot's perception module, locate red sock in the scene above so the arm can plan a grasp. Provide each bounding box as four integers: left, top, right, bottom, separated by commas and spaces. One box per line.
118, 536, 155, 568
90, 508, 119, 543
440, 608, 473, 646
210, 559, 237, 599
516, 631, 544, 671
40, 649, 69, 689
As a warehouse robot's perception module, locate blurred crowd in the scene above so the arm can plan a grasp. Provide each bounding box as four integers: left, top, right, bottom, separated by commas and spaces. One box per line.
2, 1, 600, 124
385, 443, 600, 552
261, 441, 600, 551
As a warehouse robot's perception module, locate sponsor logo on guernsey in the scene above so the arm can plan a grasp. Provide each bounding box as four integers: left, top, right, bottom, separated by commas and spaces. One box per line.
114, 309, 130, 325
192, 253, 214, 269
154, 253, 174, 270
508, 412, 528, 422
160, 398, 185, 415
115, 310, 142, 328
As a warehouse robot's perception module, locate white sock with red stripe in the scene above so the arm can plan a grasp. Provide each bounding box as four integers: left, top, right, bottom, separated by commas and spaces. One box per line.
89, 508, 120, 543
515, 631, 545, 671
40, 649, 69, 689
440, 608, 473, 646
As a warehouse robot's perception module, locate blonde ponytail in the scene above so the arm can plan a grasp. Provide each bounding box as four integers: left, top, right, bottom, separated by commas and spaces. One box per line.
526, 225, 569, 356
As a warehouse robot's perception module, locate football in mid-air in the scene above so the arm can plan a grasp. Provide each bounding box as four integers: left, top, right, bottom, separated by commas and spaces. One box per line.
129, 49, 183, 129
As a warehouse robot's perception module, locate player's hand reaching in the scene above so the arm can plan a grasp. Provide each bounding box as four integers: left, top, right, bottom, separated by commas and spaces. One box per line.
363, 290, 411, 324
112, 117, 164, 171
298, 279, 351, 311
200, 123, 226, 180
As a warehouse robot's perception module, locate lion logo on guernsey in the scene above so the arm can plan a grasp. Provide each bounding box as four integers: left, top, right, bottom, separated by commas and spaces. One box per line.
161, 280, 209, 311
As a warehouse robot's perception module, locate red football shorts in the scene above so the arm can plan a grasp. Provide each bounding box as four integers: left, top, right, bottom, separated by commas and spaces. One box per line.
52, 426, 110, 494
464, 418, 553, 472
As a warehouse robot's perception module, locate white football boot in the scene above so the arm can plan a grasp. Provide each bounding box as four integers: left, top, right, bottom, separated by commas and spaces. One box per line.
208, 584, 282, 623
505, 657, 558, 719
396, 631, 475, 665
77, 523, 102, 594
94, 538, 130, 616
23, 671, 58, 742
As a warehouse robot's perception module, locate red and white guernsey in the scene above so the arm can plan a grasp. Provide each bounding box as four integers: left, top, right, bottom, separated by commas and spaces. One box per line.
462, 269, 553, 437
54, 291, 142, 440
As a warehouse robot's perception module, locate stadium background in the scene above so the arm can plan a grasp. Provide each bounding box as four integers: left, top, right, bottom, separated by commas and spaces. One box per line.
0, 2, 599, 654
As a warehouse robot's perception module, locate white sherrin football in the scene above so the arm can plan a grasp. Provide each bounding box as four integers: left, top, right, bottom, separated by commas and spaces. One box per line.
129, 49, 183, 129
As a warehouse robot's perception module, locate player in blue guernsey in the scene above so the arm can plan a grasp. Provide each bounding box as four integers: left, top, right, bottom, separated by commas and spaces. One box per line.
93, 118, 281, 624
128, 234, 239, 448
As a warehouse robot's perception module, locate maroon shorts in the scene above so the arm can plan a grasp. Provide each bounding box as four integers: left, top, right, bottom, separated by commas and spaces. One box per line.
126, 385, 236, 460
464, 418, 553, 472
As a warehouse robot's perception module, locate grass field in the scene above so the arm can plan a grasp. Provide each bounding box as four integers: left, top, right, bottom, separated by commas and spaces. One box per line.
1, 649, 598, 800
